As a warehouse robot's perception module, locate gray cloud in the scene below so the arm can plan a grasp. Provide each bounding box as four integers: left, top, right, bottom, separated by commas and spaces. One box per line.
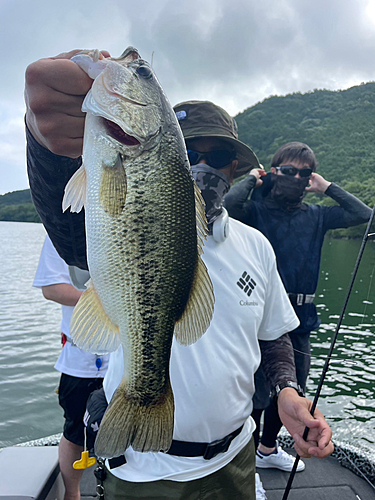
2, 0, 375, 193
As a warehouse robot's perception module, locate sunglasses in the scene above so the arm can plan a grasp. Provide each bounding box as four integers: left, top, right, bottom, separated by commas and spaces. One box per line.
276, 165, 313, 178
187, 149, 235, 169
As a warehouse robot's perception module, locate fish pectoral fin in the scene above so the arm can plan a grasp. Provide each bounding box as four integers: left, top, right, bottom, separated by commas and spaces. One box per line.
100, 155, 127, 217
62, 165, 87, 213
94, 380, 174, 457
70, 279, 120, 354
174, 256, 215, 346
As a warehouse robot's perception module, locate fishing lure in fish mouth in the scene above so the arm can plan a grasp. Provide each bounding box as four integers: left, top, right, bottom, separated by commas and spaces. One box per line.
71, 46, 140, 78
63, 47, 215, 459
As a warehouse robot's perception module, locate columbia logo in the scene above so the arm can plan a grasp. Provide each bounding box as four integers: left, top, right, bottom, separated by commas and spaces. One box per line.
237, 272, 257, 297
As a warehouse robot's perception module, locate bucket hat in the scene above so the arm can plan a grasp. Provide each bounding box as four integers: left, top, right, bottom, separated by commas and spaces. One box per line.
174, 100, 259, 178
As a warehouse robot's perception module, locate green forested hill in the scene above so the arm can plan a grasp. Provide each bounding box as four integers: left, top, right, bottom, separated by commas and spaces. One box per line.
2, 83, 375, 234
0, 189, 40, 222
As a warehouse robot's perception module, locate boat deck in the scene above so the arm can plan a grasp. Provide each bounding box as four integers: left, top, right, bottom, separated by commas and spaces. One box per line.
255, 451, 374, 499
79, 446, 375, 500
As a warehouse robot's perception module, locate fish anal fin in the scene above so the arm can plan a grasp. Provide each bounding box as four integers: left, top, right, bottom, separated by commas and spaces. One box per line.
100, 155, 127, 217
62, 165, 87, 213
94, 380, 174, 458
70, 279, 120, 354
174, 257, 214, 346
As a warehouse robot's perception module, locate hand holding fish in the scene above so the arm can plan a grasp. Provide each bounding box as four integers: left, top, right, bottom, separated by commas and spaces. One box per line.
25, 49, 109, 158
277, 387, 334, 459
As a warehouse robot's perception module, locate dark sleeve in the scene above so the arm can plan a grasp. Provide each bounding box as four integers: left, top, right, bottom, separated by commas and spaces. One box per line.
224, 175, 257, 223
26, 125, 88, 269
323, 183, 372, 230
259, 334, 297, 389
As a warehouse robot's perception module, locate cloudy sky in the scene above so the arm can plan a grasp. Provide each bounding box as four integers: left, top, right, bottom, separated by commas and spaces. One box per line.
2, 0, 375, 194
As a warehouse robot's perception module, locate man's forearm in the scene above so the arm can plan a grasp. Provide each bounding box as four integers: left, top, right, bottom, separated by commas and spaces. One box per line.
259, 334, 297, 389
26, 125, 88, 269
325, 183, 372, 225
224, 174, 257, 219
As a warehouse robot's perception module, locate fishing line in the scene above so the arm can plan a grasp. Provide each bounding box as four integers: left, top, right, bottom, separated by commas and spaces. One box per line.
334, 447, 375, 490
282, 205, 375, 500
360, 250, 375, 321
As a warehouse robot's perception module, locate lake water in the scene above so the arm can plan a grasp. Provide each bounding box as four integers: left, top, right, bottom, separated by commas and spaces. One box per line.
0, 221, 374, 459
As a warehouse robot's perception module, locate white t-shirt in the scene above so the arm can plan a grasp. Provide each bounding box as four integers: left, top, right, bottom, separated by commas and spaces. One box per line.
33, 236, 109, 378
103, 218, 299, 482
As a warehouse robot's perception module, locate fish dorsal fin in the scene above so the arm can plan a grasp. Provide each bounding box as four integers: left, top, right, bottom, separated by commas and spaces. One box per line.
174, 182, 214, 345
62, 164, 87, 213
70, 279, 120, 354
194, 181, 208, 255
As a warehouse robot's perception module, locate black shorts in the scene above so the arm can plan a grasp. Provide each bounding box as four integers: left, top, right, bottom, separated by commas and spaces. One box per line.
58, 373, 104, 446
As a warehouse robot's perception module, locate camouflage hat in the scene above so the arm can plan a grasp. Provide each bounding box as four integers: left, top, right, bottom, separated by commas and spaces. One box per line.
174, 100, 259, 178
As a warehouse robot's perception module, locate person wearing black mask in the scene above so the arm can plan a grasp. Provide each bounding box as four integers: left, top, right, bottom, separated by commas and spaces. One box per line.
225, 141, 372, 475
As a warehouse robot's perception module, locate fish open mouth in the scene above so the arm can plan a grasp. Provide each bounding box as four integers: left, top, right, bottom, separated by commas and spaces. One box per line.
103, 118, 140, 146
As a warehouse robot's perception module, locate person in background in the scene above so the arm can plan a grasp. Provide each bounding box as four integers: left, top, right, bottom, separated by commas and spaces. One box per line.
225, 141, 372, 474
33, 235, 109, 500
25, 51, 334, 500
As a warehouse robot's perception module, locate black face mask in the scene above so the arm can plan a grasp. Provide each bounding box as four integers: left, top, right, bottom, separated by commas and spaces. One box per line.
191, 164, 230, 225
270, 173, 309, 208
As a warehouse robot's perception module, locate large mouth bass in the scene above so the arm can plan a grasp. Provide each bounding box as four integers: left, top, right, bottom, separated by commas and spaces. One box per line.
62, 47, 214, 458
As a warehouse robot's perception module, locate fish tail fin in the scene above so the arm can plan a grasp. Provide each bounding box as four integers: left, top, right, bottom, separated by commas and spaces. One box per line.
94, 380, 174, 458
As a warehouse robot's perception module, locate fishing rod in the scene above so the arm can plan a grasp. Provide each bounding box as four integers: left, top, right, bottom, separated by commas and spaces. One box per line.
282, 204, 375, 500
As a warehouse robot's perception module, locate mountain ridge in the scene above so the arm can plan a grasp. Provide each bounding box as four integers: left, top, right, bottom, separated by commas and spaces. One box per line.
2, 82, 375, 235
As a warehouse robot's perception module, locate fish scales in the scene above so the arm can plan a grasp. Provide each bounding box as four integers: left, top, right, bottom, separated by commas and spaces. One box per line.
104, 139, 197, 400
89, 137, 196, 401
62, 47, 214, 458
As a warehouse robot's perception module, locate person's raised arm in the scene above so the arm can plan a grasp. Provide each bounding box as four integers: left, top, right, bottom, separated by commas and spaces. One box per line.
24, 50, 110, 269
306, 173, 372, 228
224, 168, 265, 221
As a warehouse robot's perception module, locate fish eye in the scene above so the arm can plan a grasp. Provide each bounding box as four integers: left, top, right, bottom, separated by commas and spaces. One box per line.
136, 66, 153, 79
